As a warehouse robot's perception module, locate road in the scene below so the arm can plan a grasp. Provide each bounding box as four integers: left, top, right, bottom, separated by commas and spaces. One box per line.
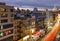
18, 22, 60, 41
37, 21, 60, 41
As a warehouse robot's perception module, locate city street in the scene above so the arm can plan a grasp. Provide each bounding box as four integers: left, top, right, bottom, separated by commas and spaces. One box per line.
0, 1, 60, 41
37, 19, 60, 41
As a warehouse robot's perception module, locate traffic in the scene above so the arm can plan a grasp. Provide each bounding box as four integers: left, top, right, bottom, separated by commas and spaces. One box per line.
18, 29, 45, 41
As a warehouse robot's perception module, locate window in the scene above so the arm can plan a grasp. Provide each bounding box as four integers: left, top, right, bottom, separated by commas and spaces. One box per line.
4, 9, 6, 12
0, 8, 4, 12
0, 26, 1, 30
0, 8, 6, 12
11, 14, 14, 17
1, 36, 13, 41
3, 24, 13, 29
10, 9, 13, 12
8, 30, 13, 34
0, 26, 3, 30
10, 18, 13, 22
1, 14, 8, 17
42, 12, 46, 16
1, 19, 8, 23
0, 32, 3, 37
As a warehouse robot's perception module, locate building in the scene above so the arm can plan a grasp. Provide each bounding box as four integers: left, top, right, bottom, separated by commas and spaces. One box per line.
32, 8, 46, 29
14, 8, 31, 40
32, 7, 59, 29
45, 6, 59, 27
31, 16, 36, 28
0, 2, 14, 41
14, 7, 60, 41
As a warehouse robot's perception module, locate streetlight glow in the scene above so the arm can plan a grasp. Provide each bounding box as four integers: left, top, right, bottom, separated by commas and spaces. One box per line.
58, 14, 60, 19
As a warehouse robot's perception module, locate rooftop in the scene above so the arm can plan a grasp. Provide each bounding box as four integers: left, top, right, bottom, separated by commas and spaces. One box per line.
0, 2, 5, 5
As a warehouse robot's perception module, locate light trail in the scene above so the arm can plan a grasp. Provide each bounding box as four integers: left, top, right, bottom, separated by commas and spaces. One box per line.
45, 20, 60, 41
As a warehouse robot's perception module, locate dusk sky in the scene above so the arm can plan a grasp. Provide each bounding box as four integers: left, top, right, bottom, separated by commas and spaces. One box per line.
0, 0, 60, 8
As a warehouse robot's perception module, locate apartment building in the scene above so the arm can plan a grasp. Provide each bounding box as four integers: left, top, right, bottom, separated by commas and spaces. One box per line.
0, 2, 14, 41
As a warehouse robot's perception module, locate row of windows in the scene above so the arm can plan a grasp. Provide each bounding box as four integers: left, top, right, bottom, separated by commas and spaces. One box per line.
1, 36, 13, 41
1, 19, 8, 23
0, 30, 13, 37
0, 24, 13, 30
1, 14, 8, 17
0, 18, 13, 23
0, 14, 14, 17
0, 8, 14, 12
3, 24, 13, 29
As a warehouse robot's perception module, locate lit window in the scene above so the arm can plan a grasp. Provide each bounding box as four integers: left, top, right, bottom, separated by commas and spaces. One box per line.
8, 30, 13, 34
0, 8, 6, 12
1, 14, 8, 17
0, 32, 3, 37
0, 26, 3, 30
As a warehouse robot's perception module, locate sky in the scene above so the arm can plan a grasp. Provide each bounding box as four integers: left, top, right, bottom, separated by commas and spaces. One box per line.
0, 0, 60, 8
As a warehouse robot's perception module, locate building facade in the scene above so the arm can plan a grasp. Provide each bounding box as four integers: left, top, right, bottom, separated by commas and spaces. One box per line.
0, 2, 14, 41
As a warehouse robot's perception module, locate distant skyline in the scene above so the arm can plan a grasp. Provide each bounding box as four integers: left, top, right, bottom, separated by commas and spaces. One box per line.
0, 0, 60, 8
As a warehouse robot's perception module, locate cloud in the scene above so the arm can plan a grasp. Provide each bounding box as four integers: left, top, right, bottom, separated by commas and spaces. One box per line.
0, 0, 60, 8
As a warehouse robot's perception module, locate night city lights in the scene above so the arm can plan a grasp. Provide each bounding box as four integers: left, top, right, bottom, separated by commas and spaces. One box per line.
0, 0, 60, 41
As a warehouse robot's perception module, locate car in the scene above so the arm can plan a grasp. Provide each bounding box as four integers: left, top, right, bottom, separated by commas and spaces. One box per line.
40, 29, 45, 37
